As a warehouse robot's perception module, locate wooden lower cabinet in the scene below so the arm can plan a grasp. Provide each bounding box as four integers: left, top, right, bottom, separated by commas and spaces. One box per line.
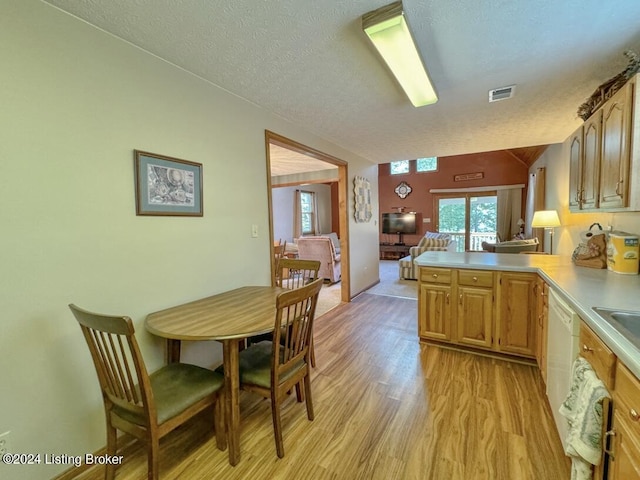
418, 267, 540, 359
419, 282, 452, 341
418, 267, 453, 341
535, 278, 549, 382
607, 362, 640, 479
456, 269, 494, 348
496, 272, 537, 357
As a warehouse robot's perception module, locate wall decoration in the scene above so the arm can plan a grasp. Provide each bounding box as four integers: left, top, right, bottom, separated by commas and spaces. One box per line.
394, 181, 412, 198
353, 176, 372, 223
134, 150, 203, 216
454, 172, 484, 182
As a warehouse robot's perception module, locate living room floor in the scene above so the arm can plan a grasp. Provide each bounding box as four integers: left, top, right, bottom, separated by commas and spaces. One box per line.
315, 260, 416, 317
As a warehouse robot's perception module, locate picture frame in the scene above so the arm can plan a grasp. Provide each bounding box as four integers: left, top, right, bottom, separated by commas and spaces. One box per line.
134, 150, 203, 216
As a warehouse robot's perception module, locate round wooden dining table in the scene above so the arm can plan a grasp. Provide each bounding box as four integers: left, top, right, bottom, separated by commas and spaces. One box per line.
145, 285, 284, 466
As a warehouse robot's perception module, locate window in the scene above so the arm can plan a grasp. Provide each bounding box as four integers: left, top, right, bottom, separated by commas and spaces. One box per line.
417, 157, 437, 172
300, 191, 316, 235
434, 192, 497, 251
390, 160, 409, 175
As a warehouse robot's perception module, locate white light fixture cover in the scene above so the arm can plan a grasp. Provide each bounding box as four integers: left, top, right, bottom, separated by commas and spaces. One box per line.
531, 210, 561, 228
362, 1, 437, 107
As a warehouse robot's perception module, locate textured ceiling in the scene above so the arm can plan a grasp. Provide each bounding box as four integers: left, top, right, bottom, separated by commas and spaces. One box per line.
43, 0, 640, 167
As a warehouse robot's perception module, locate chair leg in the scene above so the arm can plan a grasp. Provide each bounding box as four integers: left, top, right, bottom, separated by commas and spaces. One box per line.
310, 337, 316, 368
303, 372, 314, 421
295, 382, 304, 402
105, 420, 117, 480
271, 393, 285, 458
148, 433, 160, 480
214, 396, 227, 451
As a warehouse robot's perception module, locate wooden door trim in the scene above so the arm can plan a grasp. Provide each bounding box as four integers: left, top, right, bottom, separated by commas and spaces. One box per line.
265, 130, 350, 302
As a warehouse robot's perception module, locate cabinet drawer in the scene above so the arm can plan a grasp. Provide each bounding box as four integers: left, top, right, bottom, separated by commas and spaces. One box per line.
458, 269, 493, 288
615, 362, 640, 427
420, 267, 452, 284
580, 322, 616, 390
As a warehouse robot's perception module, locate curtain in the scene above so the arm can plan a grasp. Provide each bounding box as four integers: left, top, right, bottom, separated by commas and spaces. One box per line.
525, 167, 546, 244
294, 189, 302, 239
311, 192, 320, 235
496, 187, 523, 242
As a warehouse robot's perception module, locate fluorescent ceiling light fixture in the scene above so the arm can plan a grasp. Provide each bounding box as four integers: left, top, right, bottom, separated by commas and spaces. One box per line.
362, 1, 437, 107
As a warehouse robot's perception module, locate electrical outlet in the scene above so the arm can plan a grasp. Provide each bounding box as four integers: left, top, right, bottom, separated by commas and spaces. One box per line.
0, 431, 11, 456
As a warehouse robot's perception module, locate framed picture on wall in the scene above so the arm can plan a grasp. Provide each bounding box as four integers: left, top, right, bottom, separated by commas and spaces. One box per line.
134, 150, 203, 216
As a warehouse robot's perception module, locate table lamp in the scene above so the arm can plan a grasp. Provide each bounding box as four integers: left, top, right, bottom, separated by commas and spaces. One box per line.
531, 210, 561, 254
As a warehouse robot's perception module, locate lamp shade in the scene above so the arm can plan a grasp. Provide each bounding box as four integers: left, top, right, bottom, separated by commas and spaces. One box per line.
531, 210, 560, 228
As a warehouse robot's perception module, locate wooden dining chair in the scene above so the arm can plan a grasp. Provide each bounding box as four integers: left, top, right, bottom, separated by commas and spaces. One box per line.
253, 258, 322, 366
237, 277, 323, 458
276, 258, 321, 289
69, 304, 226, 480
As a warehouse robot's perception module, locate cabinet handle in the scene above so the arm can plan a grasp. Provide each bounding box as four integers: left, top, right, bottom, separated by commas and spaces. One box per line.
582, 344, 594, 353
446, 293, 450, 304
459, 294, 463, 305
604, 429, 616, 459
432, 274, 438, 279
616, 180, 623, 196
472, 276, 478, 282
630, 409, 639, 421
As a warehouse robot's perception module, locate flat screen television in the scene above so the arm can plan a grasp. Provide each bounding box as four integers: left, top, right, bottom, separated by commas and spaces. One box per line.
381, 213, 417, 234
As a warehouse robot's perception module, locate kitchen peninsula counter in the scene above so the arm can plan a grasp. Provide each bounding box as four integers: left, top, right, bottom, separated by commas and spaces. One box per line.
414, 251, 640, 378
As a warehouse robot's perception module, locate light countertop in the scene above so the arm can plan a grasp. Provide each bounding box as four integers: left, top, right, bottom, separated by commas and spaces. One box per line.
414, 251, 640, 379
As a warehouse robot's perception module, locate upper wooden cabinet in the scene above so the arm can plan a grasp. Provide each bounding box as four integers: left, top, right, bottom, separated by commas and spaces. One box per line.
600, 81, 633, 209
569, 111, 602, 210
568, 77, 636, 212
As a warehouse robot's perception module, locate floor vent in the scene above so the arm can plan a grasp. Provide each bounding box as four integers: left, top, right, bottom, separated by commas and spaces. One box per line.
489, 85, 516, 102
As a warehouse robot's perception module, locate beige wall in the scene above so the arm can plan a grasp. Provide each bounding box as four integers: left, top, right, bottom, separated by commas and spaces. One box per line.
530, 143, 640, 254
0, 2, 379, 478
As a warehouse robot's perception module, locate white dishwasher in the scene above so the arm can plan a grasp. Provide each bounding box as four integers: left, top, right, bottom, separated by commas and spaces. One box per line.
546, 288, 581, 450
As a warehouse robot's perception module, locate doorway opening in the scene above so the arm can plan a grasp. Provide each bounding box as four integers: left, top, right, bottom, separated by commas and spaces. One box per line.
265, 131, 350, 304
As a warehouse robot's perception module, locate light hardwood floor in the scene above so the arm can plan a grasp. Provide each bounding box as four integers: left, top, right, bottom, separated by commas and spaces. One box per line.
77, 293, 570, 480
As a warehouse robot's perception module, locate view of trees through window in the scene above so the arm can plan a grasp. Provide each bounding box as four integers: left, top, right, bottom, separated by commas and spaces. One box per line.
416, 157, 437, 172
300, 191, 315, 234
391, 158, 437, 174
390, 160, 409, 175
437, 194, 497, 251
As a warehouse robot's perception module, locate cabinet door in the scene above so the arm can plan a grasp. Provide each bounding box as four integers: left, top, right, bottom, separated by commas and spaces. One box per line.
582, 110, 602, 209
608, 412, 640, 480
535, 278, 549, 381
456, 286, 493, 348
568, 126, 583, 210
600, 81, 633, 209
496, 272, 537, 357
419, 284, 452, 341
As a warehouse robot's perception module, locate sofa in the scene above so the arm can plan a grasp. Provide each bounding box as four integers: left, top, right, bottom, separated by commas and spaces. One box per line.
399, 232, 457, 280
297, 236, 341, 283
481, 237, 539, 253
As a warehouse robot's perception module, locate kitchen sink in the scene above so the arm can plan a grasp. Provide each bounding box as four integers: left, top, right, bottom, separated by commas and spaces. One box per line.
592, 307, 640, 349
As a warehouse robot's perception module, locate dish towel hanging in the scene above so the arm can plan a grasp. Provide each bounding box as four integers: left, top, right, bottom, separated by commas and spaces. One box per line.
559, 357, 611, 480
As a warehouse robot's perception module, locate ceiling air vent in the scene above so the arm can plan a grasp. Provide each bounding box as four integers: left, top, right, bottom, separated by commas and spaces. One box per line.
489, 85, 516, 102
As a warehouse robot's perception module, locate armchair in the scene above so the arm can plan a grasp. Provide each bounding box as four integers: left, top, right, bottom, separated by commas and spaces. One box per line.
297, 237, 341, 283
